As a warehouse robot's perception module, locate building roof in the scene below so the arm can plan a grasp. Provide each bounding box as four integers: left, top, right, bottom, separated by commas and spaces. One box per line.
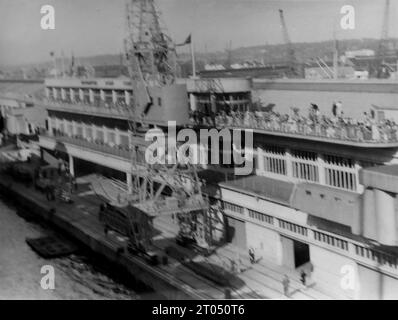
291, 182, 360, 228
363, 164, 398, 176
8, 106, 47, 125
371, 104, 398, 111
219, 175, 295, 206
360, 164, 398, 194
0, 80, 44, 100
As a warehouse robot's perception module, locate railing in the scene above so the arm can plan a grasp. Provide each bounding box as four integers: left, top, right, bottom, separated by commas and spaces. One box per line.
36, 97, 132, 118
208, 112, 398, 145
40, 130, 147, 163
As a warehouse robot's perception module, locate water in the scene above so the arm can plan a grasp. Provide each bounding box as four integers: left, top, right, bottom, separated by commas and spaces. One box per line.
0, 199, 141, 300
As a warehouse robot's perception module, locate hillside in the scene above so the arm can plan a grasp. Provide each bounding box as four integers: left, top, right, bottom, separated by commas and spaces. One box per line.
1, 38, 397, 79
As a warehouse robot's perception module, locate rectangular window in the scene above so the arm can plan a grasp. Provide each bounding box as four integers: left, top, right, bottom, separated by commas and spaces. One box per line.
158, 97, 162, 107
85, 127, 92, 139
325, 168, 356, 191
292, 161, 319, 182
108, 132, 116, 144
264, 156, 287, 175
120, 135, 129, 147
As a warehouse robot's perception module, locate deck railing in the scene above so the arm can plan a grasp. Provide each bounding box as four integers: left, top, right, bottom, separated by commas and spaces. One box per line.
40, 130, 149, 164
36, 97, 132, 118
206, 112, 398, 144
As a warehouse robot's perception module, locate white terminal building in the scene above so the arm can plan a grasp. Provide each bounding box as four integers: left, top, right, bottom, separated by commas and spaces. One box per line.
28, 76, 398, 299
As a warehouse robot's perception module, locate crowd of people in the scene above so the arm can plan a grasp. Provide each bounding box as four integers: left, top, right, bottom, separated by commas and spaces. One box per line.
191, 102, 398, 143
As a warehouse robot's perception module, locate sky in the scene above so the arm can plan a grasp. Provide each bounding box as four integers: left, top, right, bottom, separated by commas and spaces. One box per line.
0, 0, 396, 66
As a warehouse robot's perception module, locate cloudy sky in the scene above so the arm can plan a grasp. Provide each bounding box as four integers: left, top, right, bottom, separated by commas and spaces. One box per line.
0, 0, 396, 66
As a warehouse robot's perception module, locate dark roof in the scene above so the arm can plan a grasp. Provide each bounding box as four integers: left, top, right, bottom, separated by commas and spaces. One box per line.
219, 175, 295, 206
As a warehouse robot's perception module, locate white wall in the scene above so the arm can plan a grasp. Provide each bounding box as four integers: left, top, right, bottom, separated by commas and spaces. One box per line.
246, 222, 282, 264
310, 245, 358, 299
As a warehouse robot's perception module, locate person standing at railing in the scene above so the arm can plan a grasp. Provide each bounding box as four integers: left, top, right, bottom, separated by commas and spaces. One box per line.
335, 101, 343, 118
371, 123, 380, 141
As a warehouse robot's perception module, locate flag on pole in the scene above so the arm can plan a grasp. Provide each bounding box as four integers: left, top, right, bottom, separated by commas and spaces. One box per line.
176, 34, 191, 46
183, 34, 191, 45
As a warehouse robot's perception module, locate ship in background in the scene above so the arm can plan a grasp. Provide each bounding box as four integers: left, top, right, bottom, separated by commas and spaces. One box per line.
2, 0, 398, 299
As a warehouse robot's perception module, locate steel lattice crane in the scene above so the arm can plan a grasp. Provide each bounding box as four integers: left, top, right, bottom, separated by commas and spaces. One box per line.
124, 0, 177, 86
97, 0, 214, 257
278, 9, 299, 76
376, 0, 396, 78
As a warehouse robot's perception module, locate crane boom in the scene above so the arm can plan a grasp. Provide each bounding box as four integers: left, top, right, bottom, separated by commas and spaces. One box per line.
376, 0, 392, 78
278, 9, 297, 73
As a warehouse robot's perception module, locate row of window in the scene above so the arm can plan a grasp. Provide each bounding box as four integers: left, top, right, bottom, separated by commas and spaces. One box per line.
324, 154, 354, 168
51, 119, 130, 147
257, 147, 359, 191
313, 231, 349, 251
292, 161, 319, 182
248, 209, 274, 225
355, 244, 398, 269
291, 149, 317, 161
263, 156, 287, 175
325, 168, 357, 191
48, 87, 131, 97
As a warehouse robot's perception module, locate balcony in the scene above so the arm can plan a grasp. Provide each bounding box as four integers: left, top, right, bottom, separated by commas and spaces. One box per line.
35, 97, 133, 120
40, 130, 147, 163
201, 111, 398, 148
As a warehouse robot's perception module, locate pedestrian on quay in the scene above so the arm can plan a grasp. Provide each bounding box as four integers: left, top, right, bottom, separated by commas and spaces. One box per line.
300, 270, 307, 288
283, 274, 290, 297
249, 247, 255, 264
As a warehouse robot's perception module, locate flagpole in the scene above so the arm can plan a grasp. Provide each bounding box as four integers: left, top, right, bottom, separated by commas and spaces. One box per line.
61, 50, 66, 78
190, 35, 196, 78
52, 53, 58, 79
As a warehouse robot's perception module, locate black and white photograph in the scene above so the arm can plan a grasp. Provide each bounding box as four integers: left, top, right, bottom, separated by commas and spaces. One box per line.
0, 0, 398, 303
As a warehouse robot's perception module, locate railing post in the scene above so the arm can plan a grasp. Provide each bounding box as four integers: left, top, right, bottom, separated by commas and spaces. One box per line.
256, 147, 264, 175
89, 89, 94, 104
318, 153, 326, 185
285, 148, 293, 178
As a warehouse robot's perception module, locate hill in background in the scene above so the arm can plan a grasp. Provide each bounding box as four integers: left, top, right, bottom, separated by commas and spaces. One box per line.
1, 38, 397, 79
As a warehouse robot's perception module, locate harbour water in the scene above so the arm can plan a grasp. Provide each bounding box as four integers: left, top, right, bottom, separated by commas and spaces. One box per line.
0, 198, 141, 300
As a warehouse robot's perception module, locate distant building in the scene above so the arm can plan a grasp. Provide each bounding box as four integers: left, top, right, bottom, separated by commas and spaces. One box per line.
304, 65, 355, 80
0, 97, 45, 135
92, 65, 128, 78
204, 64, 226, 71
345, 49, 375, 59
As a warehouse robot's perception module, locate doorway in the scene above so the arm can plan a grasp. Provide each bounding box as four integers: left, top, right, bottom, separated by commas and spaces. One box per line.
281, 236, 310, 269
293, 240, 310, 268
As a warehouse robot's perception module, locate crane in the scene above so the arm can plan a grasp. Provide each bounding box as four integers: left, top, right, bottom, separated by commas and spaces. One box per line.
97, 0, 214, 259
278, 9, 299, 76
376, 0, 396, 78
